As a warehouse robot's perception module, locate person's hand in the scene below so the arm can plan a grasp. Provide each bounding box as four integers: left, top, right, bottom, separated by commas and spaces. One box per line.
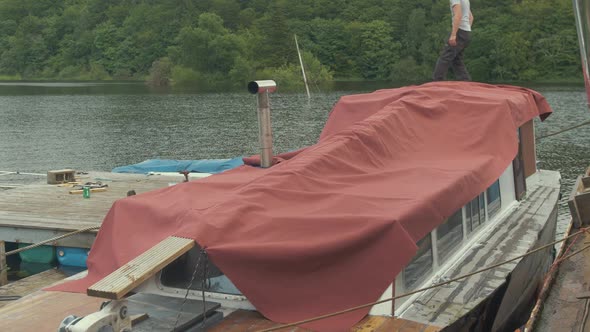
449, 35, 457, 46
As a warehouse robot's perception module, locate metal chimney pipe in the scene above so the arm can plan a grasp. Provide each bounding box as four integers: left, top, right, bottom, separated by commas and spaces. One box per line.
248, 80, 277, 168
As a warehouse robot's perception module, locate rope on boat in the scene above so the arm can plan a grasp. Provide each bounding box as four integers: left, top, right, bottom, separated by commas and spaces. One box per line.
258, 226, 590, 332
4, 225, 100, 257
536, 119, 590, 140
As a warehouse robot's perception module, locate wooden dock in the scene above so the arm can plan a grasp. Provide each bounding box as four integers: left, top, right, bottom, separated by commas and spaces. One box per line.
0, 268, 67, 308
0, 171, 185, 248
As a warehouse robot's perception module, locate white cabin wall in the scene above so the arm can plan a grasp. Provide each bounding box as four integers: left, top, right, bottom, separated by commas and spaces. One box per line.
369, 283, 393, 316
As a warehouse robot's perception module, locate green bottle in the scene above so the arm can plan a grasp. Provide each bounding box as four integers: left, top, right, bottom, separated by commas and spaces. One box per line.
83, 187, 90, 198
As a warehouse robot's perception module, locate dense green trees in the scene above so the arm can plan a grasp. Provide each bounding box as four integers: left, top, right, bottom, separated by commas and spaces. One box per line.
0, 0, 583, 89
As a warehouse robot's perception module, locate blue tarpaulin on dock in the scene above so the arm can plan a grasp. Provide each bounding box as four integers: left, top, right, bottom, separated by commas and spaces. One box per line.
112, 158, 244, 174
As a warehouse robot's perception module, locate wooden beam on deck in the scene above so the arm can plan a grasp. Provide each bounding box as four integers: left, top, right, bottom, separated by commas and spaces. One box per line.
87, 236, 195, 299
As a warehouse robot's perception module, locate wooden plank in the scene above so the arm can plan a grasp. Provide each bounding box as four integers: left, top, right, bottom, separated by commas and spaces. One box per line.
0, 268, 67, 308
568, 175, 583, 228
520, 120, 536, 178
87, 236, 195, 299
575, 291, 590, 300
68, 187, 108, 194
353, 315, 390, 331
0, 291, 103, 331
574, 191, 590, 226
0, 241, 6, 286
209, 310, 437, 332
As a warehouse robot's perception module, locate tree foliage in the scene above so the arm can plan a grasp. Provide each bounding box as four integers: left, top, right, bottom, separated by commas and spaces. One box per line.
0, 0, 582, 89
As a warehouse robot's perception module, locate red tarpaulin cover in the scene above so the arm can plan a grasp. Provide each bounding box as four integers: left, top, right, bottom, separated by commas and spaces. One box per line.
49, 82, 553, 331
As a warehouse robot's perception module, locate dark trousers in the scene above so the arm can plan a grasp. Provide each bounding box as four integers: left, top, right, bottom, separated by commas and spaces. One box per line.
432, 29, 472, 81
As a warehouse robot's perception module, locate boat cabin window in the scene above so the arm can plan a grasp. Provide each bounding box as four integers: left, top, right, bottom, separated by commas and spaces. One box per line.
487, 180, 501, 218
436, 210, 463, 263
403, 233, 433, 290
466, 193, 486, 233
397, 172, 513, 311
160, 247, 242, 295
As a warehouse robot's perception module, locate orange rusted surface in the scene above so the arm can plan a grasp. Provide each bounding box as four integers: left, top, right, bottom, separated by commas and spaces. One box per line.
209, 310, 440, 332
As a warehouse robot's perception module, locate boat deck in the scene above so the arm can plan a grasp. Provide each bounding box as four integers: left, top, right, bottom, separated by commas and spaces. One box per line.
0, 171, 184, 248
400, 170, 561, 327
209, 310, 439, 331
0, 289, 439, 332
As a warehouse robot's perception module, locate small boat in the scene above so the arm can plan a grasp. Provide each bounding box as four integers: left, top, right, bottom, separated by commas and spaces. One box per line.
35, 80, 561, 332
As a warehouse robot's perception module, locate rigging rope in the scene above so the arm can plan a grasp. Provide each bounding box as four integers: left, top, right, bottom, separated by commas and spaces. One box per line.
258, 226, 590, 332
536, 119, 590, 140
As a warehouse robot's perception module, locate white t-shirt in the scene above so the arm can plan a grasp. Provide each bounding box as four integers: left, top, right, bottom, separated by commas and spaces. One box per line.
450, 0, 471, 32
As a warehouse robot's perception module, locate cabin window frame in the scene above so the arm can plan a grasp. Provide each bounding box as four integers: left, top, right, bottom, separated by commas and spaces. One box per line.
401, 233, 434, 291
395, 163, 517, 313
436, 209, 465, 264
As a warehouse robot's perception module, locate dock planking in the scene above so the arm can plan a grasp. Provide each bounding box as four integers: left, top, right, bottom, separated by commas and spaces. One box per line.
0, 171, 188, 248
0, 268, 67, 308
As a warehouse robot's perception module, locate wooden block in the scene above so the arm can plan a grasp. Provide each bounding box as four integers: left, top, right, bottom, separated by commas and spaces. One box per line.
87, 236, 195, 299
569, 175, 583, 228
575, 191, 590, 226
47, 169, 76, 184
131, 313, 149, 325
0, 241, 6, 286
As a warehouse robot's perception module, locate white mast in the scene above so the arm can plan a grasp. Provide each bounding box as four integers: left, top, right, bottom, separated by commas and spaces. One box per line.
294, 34, 311, 99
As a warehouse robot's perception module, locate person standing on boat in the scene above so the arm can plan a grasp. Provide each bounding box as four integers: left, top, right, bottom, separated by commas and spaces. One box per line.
432, 0, 473, 81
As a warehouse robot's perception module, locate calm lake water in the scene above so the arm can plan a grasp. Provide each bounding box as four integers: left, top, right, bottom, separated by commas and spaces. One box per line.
0, 81, 588, 221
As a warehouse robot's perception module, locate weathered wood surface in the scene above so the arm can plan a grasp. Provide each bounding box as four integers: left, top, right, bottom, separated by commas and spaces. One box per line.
0, 241, 6, 286
399, 170, 560, 327
88, 236, 195, 299
0, 171, 180, 248
208, 310, 440, 332
0, 290, 103, 331
0, 268, 67, 308
535, 225, 590, 331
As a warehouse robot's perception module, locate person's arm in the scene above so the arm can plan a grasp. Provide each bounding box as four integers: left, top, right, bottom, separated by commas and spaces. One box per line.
469, 10, 474, 27
449, 4, 462, 46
